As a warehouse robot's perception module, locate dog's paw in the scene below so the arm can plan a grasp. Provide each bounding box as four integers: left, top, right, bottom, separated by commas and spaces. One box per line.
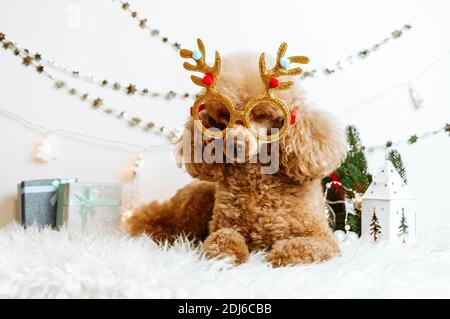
266, 237, 340, 267
203, 228, 250, 265
121, 206, 172, 242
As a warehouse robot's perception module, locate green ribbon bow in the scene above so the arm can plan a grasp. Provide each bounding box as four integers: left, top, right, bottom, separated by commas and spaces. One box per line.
69, 186, 121, 233
74, 186, 99, 233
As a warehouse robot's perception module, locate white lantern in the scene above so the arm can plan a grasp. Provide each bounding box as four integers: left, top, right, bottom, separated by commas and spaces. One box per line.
361, 160, 417, 243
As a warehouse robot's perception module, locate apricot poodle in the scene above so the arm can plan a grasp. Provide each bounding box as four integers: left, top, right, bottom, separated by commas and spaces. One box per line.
124, 43, 346, 267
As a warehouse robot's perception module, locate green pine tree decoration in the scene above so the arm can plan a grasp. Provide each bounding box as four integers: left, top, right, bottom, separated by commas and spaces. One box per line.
323, 125, 372, 235
369, 208, 382, 242
337, 125, 372, 193
398, 209, 409, 243
387, 149, 407, 184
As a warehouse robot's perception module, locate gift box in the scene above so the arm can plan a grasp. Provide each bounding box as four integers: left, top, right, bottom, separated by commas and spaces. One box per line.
17, 178, 77, 228
56, 182, 123, 233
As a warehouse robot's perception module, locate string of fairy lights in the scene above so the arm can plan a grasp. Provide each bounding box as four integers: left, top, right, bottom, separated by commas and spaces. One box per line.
0, 104, 447, 173
339, 48, 450, 116
0, 105, 173, 179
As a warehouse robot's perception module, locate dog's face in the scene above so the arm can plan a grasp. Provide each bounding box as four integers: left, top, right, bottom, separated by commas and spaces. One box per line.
177, 52, 346, 183
196, 98, 286, 161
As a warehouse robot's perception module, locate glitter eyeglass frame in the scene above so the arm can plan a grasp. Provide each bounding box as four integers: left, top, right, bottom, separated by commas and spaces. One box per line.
180, 39, 309, 142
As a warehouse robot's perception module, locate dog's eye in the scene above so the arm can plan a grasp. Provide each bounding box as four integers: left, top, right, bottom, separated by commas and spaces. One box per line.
206, 115, 216, 125
219, 111, 230, 121
198, 99, 231, 132
273, 117, 284, 126
203, 114, 227, 130
267, 117, 284, 131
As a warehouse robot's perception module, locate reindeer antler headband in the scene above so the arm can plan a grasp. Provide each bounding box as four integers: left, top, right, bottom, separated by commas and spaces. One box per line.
180, 39, 309, 142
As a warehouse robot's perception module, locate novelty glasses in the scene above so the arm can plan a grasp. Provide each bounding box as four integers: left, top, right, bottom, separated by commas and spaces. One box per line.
180, 39, 309, 142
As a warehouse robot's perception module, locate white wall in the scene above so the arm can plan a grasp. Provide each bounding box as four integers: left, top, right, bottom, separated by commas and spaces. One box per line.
0, 0, 449, 233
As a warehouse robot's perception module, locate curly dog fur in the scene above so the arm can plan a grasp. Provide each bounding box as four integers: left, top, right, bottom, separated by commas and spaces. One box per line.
124, 51, 346, 267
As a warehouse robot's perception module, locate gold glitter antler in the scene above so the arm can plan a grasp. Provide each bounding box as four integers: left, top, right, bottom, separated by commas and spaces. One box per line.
180, 38, 221, 89
259, 43, 309, 92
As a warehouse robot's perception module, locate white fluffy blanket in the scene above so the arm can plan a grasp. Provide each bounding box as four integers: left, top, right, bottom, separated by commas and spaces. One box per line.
1, 223, 450, 299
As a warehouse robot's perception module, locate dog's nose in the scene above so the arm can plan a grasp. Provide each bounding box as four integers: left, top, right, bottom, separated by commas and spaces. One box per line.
223, 125, 258, 161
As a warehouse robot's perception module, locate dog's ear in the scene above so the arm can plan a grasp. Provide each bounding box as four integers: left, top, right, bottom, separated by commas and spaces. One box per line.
279, 108, 346, 183
175, 119, 224, 182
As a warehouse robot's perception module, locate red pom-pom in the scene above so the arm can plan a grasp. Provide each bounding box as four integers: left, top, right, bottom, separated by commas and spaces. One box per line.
202, 73, 214, 86
330, 172, 340, 183
329, 172, 343, 192
328, 172, 345, 199
190, 104, 206, 116
290, 106, 298, 125
269, 77, 279, 88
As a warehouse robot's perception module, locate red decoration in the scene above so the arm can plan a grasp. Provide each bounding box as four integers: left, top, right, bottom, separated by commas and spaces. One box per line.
202, 73, 214, 86
290, 106, 298, 125
269, 77, 279, 88
330, 172, 341, 188
329, 172, 344, 198
190, 104, 206, 116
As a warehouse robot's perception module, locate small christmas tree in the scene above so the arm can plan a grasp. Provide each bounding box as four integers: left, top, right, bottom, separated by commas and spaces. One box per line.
387, 149, 407, 184
398, 209, 409, 243
369, 208, 382, 242
338, 125, 372, 193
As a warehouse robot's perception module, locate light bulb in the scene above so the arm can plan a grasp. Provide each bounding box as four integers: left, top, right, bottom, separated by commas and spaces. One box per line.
131, 151, 145, 178
34, 135, 57, 162
408, 85, 424, 110
122, 209, 134, 222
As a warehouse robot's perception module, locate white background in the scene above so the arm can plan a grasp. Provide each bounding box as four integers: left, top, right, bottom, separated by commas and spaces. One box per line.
0, 0, 449, 233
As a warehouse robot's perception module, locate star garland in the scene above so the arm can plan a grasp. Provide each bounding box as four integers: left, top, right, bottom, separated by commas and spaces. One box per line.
113, 0, 411, 80
301, 24, 412, 79
366, 124, 449, 153
0, 36, 196, 101
113, 0, 182, 52
0, 22, 411, 102
0, 33, 181, 142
